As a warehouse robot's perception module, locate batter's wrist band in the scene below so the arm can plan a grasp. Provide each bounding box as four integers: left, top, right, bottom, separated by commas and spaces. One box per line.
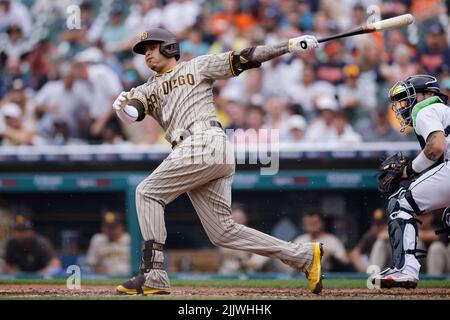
412, 151, 436, 173
123, 104, 139, 120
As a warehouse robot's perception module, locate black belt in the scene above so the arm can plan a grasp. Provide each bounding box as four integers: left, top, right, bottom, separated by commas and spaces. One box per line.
171, 120, 223, 149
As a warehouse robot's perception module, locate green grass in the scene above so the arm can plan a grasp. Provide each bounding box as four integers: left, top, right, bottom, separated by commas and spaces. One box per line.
1, 278, 449, 289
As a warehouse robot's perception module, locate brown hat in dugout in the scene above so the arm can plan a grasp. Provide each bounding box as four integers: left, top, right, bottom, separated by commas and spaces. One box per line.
12, 215, 33, 231
372, 208, 388, 224
102, 211, 124, 227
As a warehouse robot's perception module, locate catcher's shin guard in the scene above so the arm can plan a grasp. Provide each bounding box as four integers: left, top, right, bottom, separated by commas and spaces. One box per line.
387, 189, 426, 271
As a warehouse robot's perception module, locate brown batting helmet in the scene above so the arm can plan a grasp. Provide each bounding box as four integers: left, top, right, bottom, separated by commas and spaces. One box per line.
133, 28, 180, 61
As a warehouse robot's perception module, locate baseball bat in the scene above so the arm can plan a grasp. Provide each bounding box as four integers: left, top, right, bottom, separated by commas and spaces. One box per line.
317, 14, 415, 43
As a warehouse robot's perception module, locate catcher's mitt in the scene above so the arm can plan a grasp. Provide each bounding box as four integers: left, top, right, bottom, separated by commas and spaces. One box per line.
377, 152, 408, 195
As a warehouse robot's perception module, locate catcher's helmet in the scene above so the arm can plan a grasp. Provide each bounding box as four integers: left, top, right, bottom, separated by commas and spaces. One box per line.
133, 28, 180, 60
388, 74, 448, 131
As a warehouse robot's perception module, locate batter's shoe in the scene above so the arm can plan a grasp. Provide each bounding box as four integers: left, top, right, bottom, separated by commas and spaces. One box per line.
371, 268, 418, 289
116, 274, 170, 295
305, 242, 324, 294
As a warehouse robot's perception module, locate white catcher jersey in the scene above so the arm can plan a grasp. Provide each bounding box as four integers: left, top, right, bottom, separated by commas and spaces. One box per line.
413, 97, 450, 161
128, 52, 235, 143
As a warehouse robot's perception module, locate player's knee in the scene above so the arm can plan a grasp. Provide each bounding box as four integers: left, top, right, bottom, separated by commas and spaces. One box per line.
209, 218, 238, 246
208, 231, 226, 246
209, 232, 229, 247
209, 234, 222, 246
136, 181, 148, 199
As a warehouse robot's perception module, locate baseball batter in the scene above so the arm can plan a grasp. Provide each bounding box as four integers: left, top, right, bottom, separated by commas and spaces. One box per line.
373, 75, 450, 288
113, 28, 323, 295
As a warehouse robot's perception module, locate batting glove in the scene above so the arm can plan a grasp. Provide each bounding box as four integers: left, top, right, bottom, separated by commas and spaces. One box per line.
113, 91, 130, 111
288, 35, 319, 53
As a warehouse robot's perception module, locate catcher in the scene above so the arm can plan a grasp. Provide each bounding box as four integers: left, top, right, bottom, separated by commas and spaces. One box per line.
374, 75, 450, 288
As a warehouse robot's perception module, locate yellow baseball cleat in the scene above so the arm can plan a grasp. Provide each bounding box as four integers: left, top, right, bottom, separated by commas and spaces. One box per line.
305, 242, 324, 294
116, 275, 170, 295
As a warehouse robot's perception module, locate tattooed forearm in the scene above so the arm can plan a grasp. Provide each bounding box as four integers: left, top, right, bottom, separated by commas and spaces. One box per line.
424, 132, 443, 161
252, 42, 289, 63
424, 145, 439, 161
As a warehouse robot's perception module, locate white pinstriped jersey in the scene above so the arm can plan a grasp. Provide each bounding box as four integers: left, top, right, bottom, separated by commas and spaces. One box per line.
129, 52, 236, 143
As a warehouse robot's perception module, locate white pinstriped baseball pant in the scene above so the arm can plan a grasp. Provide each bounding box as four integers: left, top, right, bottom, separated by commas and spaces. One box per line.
136, 128, 314, 289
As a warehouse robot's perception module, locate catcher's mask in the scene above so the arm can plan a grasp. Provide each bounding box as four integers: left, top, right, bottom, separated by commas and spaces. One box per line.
389, 74, 448, 132
133, 28, 180, 61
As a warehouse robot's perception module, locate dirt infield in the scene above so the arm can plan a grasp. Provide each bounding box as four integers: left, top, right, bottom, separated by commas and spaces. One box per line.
0, 284, 449, 299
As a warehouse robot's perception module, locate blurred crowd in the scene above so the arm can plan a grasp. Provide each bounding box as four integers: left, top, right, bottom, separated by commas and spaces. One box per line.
0, 0, 449, 146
